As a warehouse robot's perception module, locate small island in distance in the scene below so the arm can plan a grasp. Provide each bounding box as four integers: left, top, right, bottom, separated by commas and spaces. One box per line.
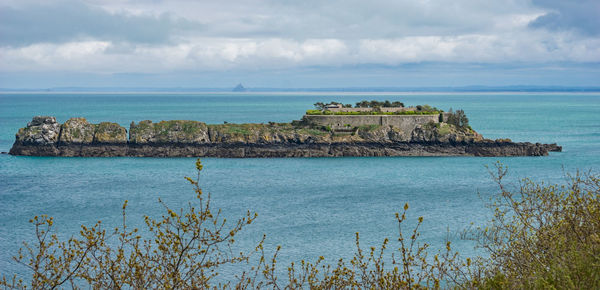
9, 100, 561, 157
232, 83, 247, 92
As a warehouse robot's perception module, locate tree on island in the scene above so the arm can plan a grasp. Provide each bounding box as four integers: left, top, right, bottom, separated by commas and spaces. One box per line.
313, 101, 352, 110
446, 108, 470, 130
314, 100, 406, 110
313, 102, 326, 110
355, 100, 404, 108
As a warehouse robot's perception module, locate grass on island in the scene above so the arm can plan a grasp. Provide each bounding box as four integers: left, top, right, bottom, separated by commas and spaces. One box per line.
154, 121, 207, 137
305, 109, 441, 115
95, 122, 126, 139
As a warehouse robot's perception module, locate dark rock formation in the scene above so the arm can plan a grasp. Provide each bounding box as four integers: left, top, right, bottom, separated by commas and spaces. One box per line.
9, 116, 562, 158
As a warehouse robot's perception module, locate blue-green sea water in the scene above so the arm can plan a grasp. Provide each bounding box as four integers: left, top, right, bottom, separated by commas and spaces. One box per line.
1, 92, 599, 280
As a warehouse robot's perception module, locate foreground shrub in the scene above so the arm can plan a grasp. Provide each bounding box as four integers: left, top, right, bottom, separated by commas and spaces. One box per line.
1, 159, 260, 288
1, 160, 470, 289
467, 163, 600, 288
2, 160, 598, 288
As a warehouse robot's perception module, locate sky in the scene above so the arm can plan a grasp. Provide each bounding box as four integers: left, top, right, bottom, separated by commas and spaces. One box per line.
0, 0, 599, 89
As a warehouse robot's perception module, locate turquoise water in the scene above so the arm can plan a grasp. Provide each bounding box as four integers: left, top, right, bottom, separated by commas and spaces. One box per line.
1, 92, 599, 279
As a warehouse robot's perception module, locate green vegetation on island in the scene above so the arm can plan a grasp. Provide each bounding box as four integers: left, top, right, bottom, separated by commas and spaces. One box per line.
305, 109, 442, 115
313, 100, 406, 110
2, 160, 597, 288
307, 100, 442, 115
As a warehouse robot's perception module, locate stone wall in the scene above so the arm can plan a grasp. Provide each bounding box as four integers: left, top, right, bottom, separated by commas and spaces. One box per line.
303, 114, 441, 132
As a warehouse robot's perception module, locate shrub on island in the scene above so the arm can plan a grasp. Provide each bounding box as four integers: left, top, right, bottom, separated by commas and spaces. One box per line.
305, 110, 441, 115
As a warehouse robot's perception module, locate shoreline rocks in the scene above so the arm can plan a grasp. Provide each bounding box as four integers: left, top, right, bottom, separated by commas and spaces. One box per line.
9, 116, 562, 158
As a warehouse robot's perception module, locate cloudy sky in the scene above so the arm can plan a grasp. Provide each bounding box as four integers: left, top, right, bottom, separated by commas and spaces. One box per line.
1, 0, 599, 89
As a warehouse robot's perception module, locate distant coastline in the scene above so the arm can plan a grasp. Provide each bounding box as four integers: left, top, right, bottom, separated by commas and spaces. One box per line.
2, 85, 600, 93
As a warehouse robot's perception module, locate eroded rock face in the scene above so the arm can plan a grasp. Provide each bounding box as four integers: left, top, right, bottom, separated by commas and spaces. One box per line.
60, 118, 95, 144
153, 120, 209, 143
410, 123, 484, 143
388, 127, 411, 142
16, 116, 61, 145
130, 120, 210, 144
357, 125, 390, 141
94, 122, 127, 143
129, 120, 153, 143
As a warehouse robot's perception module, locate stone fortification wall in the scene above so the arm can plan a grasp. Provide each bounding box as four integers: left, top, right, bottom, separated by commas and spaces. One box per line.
303, 114, 441, 132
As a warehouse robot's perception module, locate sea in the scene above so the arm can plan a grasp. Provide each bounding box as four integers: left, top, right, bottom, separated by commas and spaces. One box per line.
1, 92, 599, 280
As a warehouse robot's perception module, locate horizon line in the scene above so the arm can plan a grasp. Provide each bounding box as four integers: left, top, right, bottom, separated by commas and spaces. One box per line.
2, 85, 600, 93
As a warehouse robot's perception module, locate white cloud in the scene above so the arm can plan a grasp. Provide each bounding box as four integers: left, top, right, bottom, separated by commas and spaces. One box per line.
2, 41, 111, 70
0, 0, 599, 77
2, 34, 598, 74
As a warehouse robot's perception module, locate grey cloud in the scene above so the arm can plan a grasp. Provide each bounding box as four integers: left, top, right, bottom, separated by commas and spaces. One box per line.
247, 0, 511, 38
0, 0, 545, 47
96, 0, 538, 39
530, 0, 600, 35
0, 1, 196, 47
2, 0, 598, 76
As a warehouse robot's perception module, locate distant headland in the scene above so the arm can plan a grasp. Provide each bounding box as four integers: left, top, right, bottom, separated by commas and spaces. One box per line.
232, 83, 247, 92
9, 101, 561, 157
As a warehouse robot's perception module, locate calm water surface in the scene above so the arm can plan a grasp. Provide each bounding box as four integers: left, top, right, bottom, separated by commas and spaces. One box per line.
1, 92, 599, 279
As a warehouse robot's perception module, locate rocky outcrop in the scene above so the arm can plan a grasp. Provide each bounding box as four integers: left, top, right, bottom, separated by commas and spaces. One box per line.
411, 123, 483, 143
9, 116, 562, 157
58, 118, 127, 144
60, 118, 95, 144
95, 122, 127, 144
10, 116, 62, 156
17, 116, 61, 145
130, 120, 210, 144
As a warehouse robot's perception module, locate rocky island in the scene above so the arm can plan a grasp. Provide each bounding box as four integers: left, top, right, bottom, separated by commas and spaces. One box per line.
9, 101, 561, 157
